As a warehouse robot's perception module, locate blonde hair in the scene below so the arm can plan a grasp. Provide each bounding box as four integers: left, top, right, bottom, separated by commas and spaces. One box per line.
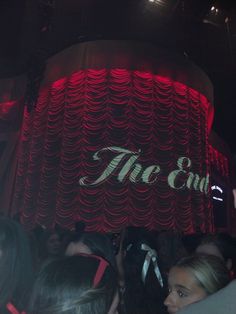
175, 254, 230, 295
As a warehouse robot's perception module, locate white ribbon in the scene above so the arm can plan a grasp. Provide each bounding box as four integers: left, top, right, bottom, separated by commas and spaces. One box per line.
141, 243, 163, 287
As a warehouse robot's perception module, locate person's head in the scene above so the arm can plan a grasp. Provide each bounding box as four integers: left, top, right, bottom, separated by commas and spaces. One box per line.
0, 217, 33, 313
28, 254, 118, 314
123, 235, 167, 314
46, 232, 61, 256
196, 233, 234, 271
164, 254, 230, 314
38, 230, 62, 261
66, 232, 116, 269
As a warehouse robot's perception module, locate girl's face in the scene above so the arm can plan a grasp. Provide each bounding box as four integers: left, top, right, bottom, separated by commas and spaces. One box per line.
196, 243, 223, 260
164, 267, 207, 314
46, 233, 61, 256
65, 241, 92, 256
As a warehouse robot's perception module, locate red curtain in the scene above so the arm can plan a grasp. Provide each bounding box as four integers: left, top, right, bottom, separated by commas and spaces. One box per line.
11, 68, 213, 233
0, 99, 24, 215
209, 145, 229, 178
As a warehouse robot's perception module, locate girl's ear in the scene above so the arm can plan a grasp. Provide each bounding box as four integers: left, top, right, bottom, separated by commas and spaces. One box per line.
226, 258, 232, 271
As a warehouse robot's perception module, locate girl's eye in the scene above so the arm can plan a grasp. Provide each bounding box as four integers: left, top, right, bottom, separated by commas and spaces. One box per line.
168, 287, 172, 293
177, 290, 187, 298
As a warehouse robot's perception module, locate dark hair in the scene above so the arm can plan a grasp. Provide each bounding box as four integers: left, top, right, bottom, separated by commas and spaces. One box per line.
68, 232, 116, 269
175, 254, 230, 295
0, 217, 34, 314
123, 236, 166, 314
28, 255, 118, 314
38, 229, 62, 260
197, 233, 235, 262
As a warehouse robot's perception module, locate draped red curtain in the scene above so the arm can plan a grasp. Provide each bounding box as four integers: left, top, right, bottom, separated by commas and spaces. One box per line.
0, 75, 26, 216
11, 63, 213, 233
209, 145, 229, 178
0, 100, 21, 216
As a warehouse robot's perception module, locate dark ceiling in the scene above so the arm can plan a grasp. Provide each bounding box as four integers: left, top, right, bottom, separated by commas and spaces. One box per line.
0, 0, 235, 154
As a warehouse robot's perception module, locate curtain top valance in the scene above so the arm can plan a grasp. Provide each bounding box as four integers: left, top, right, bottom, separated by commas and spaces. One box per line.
43, 40, 213, 104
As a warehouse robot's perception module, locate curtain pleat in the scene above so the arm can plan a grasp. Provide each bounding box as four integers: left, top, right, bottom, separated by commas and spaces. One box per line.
12, 69, 213, 233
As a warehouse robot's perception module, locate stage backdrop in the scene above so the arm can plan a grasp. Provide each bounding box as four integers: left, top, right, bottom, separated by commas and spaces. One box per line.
0, 75, 26, 216
209, 131, 236, 234
11, 40, 214, 233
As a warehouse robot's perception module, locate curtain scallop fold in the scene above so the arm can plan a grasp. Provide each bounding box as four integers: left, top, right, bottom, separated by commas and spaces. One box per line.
12, 41, 214, 233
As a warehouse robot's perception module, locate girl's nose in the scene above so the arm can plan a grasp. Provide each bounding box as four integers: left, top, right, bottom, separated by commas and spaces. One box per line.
164, 292, 174, 307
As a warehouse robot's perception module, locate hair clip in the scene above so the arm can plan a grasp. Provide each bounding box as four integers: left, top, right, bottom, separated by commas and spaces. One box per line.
6, 303, 26, 314
74, 253, 109, 288
91, 254, 109, 288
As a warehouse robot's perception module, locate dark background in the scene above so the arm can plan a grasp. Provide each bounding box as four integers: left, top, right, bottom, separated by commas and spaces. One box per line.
0, 0, 235, 155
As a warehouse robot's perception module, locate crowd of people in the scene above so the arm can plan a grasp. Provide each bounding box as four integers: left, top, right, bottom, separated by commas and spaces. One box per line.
0, 216, 236, 314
